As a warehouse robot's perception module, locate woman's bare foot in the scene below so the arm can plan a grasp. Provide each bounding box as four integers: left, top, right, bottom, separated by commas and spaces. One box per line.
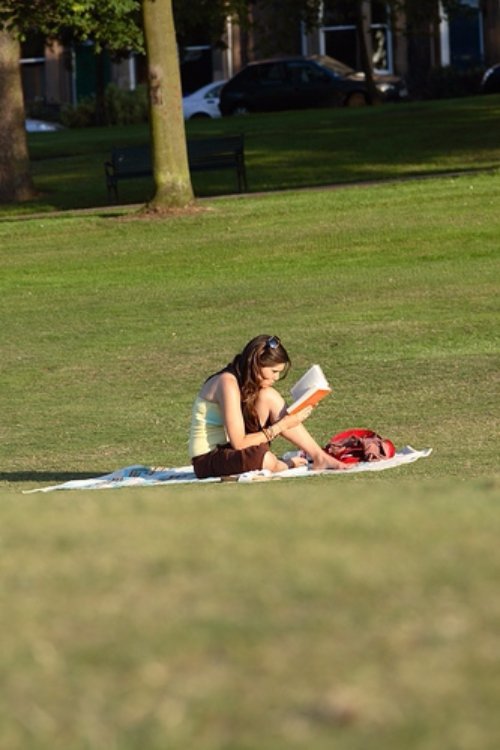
284, 455, 309, 469
263, 451, 306, 473
311, 453, 349, 471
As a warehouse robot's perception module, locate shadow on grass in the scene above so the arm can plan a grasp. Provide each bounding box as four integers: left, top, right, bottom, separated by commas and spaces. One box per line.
2, 163, 498, 222
0, 471, 107, 483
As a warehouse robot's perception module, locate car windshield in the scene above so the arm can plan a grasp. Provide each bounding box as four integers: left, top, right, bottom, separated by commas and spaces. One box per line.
287, 61, 331, 84
205, 84, 223, 98
309, 54, 356, 77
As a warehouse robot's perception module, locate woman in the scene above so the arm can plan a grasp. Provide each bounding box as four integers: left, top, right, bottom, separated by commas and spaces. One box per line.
189, 334, 348, 478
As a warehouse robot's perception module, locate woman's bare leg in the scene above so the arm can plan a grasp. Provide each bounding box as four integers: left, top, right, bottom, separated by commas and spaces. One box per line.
262, 451, 308, 473
256, 388, 347, 470
279, 423, 347, 470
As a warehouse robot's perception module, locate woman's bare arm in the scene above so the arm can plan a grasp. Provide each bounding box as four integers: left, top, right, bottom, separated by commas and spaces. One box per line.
216, 372, 311, 450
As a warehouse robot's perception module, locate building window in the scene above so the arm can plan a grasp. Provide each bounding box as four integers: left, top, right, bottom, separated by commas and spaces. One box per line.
319, 2, 393, 73
440, 0, 484, 67
20, 35, 46, 104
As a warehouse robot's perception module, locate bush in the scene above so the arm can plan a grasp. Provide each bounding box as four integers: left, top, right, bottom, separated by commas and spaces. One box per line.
60, 84, 149, 128
60, 96, 97, 128
104, 83, 149, 125
25, 98, 62, 123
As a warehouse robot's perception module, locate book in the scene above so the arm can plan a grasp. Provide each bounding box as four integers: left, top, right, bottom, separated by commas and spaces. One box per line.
287, 364, 332, 415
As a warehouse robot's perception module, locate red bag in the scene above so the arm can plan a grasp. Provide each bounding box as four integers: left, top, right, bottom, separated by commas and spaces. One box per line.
324, 428, 396, 464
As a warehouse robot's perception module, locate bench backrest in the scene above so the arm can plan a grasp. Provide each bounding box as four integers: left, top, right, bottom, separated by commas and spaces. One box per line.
187, 135, 243, 162
107, 135, 246, 193
112, 137, 243, 174
111, 146, 152, 176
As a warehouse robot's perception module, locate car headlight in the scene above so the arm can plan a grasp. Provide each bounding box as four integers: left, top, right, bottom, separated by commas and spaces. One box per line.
376, 82, 395, 94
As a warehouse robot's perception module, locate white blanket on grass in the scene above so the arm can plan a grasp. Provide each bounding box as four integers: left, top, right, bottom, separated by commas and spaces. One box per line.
23, 446, 432, 493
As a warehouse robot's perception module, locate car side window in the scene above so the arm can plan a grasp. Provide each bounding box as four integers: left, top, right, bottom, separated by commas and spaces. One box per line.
258, 63, 286, 85
288, 62, 330, 85
310, 66, 331, 83
234, 68, 256, 84
288, 63, 311, 84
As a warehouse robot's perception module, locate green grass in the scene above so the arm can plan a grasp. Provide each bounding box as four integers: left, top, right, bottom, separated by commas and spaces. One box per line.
1, 173, 498, 481
2, 94, 499, 214
0, 136, 499, 748
1, 481, 500, 750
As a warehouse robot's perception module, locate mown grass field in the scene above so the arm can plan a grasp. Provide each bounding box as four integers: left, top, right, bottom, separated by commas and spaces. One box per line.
0, 99, 499, 749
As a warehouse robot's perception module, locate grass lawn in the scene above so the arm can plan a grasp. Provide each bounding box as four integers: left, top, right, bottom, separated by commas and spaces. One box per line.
2, 481, 500, 750
0, 127, 499, 748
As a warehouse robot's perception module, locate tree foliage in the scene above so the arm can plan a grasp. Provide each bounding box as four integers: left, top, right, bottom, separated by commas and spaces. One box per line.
172, 0, 323, 48
0, 0, 143, 53
397, 0, 470, 28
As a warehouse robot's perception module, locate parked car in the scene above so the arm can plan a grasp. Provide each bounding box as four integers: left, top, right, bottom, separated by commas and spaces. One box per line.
25, 119, 64, 132
219, 55, 408, 116
480, 63, 500, 94
182, 80, 226, 119
312, 55, 408, 102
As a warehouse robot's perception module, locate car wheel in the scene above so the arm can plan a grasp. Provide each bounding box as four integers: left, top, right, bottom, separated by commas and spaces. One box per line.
189, 112, 211, 119
345, 91, 368, 107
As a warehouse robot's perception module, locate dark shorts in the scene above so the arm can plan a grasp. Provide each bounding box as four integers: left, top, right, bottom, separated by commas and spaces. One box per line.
192, 442, 270, 479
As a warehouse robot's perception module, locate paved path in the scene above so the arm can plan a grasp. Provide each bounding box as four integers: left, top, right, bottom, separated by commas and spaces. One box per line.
1, 164, 498, 222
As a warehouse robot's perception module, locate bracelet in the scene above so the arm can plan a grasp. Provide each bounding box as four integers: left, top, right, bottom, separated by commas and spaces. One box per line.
262, 424, 279, 442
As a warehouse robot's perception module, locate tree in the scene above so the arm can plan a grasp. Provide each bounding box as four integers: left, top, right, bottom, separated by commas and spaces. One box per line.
0, 0, 198, 210
1, 0, 471, 207
0, 0, 337, 207
142, 0, 326, 209
142, 0, 193, 210
354, 0, 380, 104
0, 28, 34, 201
0, 0, 147, 204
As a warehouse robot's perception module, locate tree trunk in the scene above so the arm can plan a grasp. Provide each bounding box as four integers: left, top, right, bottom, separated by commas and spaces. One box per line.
430, 0, 441, 67
142, 0, 193, 210
95, 49, 107, 126
0, 29, 36, 202
355, 0, 381, 105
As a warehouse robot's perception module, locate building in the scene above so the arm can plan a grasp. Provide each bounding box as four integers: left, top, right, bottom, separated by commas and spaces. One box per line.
21, 0, 500, 115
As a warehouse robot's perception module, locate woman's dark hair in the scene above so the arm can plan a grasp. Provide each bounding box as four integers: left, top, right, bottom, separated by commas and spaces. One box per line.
225, 334, 291, 432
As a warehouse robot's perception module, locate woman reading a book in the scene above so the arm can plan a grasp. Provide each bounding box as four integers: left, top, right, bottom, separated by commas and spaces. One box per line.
189, 334, 348, 478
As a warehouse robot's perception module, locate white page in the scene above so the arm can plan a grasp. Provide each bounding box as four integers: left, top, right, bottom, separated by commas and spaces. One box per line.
290, 364, 329, 401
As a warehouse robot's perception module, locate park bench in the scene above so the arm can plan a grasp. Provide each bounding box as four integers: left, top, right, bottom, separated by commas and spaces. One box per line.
104, 135, 247, 201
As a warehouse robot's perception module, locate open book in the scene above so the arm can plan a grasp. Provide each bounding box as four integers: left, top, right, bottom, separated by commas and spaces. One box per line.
287, 364, 332, 415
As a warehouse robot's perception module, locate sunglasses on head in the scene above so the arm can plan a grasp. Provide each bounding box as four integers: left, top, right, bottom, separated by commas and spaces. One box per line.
265, 336, 280, 349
